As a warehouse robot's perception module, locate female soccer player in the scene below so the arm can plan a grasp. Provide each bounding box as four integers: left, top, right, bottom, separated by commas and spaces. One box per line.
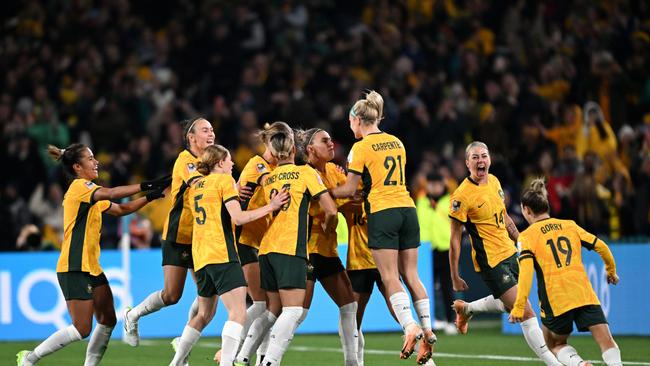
16, 143, 169, 366
344, 204, 397, 366
295, 128, 359, 366
330, 90, 435, 364
224, 122, 292, 360
449, 141, 561, 366
509, 179, 622, 366
124, 117, 214, 346
170, 145, 288, 366
254, 128, 338, 366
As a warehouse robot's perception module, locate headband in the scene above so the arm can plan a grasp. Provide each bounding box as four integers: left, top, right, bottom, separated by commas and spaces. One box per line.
349, 106, 357, 117
307, 128, 323, 146
186, 118, 200, 139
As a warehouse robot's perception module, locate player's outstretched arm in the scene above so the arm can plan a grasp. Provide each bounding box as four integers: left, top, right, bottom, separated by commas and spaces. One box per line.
105, 188, 167, 216
93, 175, 172, 202
330, 173, 361, 199
226, 189, 289, 226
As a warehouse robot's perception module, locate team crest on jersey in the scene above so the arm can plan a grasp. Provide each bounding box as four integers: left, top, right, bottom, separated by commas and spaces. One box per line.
498, 189, 505, 200
451, 200, 461, 212
187, 163, 197, 173
84, 181, 95, 189
256, 163, 267, 173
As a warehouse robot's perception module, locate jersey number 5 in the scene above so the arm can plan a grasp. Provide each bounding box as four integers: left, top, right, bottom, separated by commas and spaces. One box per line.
194, 194, 206, 225
384, 155, 404, 186
546, 236, 572, 268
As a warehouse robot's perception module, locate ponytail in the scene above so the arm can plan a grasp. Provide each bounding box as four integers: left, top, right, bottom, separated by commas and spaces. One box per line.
349, 90, 385, 125
258, 121, 293, 145
268, 131, 294, 161
47, 143, 88, 178
521, 178, 550, 215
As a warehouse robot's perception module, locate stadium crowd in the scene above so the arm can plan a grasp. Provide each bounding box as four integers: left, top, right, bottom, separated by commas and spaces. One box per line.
1, 0, 650, 251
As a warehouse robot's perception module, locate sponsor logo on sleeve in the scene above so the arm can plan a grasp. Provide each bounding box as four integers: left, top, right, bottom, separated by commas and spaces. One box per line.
256, 163, 267, 173
187, 163, 197, 173
84, 181, 95, 189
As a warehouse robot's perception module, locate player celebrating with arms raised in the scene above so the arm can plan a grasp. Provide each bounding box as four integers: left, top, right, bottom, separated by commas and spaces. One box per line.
509, 179, 622, 366
331, 90, 435, 364
449, 141, 561, 366
17, 143, 169, 366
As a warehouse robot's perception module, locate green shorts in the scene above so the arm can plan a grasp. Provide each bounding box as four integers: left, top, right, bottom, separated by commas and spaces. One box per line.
57, 272, 109, 300
309, 254, 345, 281
196, 262, 247, 297
479, 253, 519, 299
542, 305, 607, 335
162, 240, 193, 268
259, 253, 307, 291
237, 243, 259, 266
347, 269, 382, 293
368, 207, 420, 250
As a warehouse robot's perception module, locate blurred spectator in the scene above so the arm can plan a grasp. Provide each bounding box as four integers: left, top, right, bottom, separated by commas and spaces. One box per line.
416, 173, 456, 335
28, 182, 64, 249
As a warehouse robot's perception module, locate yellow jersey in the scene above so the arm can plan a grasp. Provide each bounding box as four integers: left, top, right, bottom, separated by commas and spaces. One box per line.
516, 218, 606, 318
56, 179, 112, 275
260, 164, 328, 258
308, 163, 348, 257
344, 207, 375, 270
189, 173, 240, 271
347, 132, 415, 214
449, 174, 516, 272
162, 150, 201, 245
237, 155, 273, 249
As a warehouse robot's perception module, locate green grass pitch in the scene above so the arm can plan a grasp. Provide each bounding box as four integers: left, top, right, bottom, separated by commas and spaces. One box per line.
2, 323, 649, 365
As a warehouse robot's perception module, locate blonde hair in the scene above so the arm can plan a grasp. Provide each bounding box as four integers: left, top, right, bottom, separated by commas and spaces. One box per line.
464, 141, 489, 159
349, 90, 384, 125
267, 129, 294, 161
197, 145, 229, 175
521, 178, 550, 214
258, 121, 293, 145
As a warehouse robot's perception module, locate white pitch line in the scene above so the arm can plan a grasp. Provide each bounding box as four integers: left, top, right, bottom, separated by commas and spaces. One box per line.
139, 339, 650, 365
